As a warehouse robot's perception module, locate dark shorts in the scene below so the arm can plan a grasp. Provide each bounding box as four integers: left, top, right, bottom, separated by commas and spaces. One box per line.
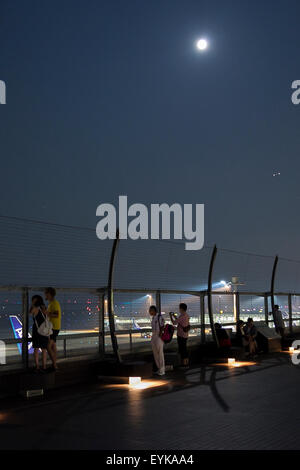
50, 329, 60, 342
177, 336, 188, 359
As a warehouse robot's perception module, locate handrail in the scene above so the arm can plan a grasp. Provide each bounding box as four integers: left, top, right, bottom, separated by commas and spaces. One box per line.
0, 286, 107, 293
5, 317, 300, 345
3, 285, 300, 296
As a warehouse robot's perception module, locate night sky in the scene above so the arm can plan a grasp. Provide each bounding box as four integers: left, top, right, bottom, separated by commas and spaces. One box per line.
1, 0, 300, 258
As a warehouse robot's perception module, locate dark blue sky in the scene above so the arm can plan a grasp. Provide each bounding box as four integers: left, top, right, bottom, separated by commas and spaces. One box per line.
1, 0, 300, 257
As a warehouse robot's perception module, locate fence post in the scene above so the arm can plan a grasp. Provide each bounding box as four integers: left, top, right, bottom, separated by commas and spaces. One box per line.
156, 291, 161, 313
288, 294, 293, 334
200, 293, 205, 344
63, 338, 67, 358
264, 294, 269, 325
99, 293, 105, 358
22, 287, 29, 369
235, 293, 240, 324
207, 245, 219, 347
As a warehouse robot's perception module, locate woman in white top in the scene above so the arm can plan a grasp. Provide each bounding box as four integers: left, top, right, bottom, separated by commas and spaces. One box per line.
149, 305, 165, 376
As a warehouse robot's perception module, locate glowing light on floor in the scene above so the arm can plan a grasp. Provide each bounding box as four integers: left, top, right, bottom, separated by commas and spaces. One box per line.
231, 361, 256, 368
129, 380, 162, 390
289, 347, 294, 353
102, 380, 167, 391
228, 358, 235, 366
129, 377, 141, 385
213, 361, 257, 368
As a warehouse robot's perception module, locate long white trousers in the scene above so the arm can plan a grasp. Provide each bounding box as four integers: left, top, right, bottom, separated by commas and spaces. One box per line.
151, 335, 165, 374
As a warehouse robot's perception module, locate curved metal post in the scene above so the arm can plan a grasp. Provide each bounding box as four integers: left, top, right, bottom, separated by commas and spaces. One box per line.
207, 245, 219, 347
107, 229, 122, 363
270, 255, 278, 312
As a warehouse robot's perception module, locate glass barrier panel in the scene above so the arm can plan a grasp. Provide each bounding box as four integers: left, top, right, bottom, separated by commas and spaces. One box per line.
211, 294, 234, 324
161, 293, 201, 333
0, 290, 23, 368
239, 295, 265, 322
113, 291, 155, 333
131, 331, 152, 353
61, 335, 99, 358
291, 295, 300, 319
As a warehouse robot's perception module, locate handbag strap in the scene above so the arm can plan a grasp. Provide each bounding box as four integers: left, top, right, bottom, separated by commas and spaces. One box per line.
158, 313, 164, 332
34, 308, 46, 327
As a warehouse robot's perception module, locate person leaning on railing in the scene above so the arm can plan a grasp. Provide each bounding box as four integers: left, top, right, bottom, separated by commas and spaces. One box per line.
272, 304, 285, 337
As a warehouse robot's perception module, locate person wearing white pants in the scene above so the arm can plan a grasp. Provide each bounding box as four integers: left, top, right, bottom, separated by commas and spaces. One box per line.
149, 305, 165, 376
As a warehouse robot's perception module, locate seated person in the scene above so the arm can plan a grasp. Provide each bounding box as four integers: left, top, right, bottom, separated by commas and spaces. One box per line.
243, 317, 258, 358
215, 323, 231, 348
235, 320, 246, 347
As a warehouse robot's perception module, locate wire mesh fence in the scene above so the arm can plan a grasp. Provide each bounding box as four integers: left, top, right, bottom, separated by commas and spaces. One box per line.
1, 214, 300, 370
213, 248, 274, 293
0, 215, 112, 287
1, 214, 300, 293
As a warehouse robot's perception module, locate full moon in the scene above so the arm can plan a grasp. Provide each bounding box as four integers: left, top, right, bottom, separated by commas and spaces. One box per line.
196, 38, 208, 51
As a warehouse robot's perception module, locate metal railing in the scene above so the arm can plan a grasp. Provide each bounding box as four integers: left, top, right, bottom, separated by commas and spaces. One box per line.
1, 284, 300, 371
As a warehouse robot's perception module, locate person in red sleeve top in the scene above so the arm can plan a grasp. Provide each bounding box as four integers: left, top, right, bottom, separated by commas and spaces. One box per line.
170, 303, 190, 368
